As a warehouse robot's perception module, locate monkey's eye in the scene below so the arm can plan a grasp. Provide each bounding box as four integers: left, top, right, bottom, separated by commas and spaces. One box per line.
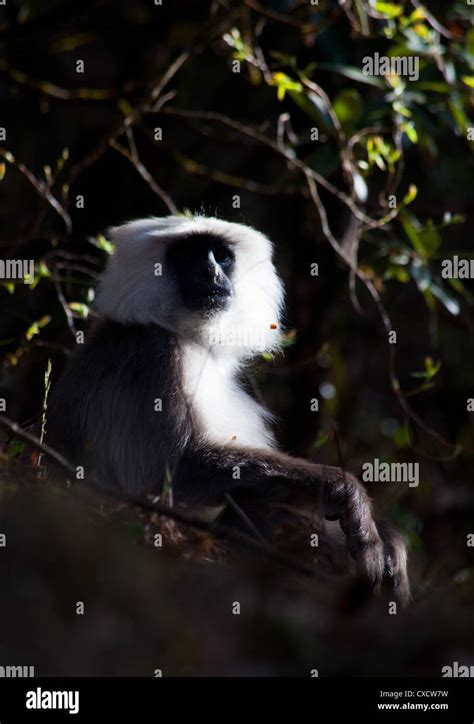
213, 246, 234, 269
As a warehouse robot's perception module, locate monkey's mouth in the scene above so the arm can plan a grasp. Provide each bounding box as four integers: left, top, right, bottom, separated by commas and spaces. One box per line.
202, 290, 231, 311
192, 288, 232, 313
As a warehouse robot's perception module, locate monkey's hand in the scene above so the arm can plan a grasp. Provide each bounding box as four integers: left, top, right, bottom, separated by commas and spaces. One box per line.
318, 465, 410, 605
174, 449, 410, 605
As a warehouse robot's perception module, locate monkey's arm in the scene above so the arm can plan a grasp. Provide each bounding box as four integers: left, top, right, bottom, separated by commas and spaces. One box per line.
173, 446, 410, 604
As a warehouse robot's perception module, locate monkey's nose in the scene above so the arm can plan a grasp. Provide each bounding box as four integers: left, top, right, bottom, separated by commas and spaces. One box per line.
206, 251, 222, 283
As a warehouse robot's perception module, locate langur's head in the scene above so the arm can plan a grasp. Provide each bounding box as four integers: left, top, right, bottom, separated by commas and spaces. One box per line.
96, 215, 285, 356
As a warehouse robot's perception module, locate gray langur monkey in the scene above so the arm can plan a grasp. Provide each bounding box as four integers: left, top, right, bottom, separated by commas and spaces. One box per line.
47, 215, 410, 603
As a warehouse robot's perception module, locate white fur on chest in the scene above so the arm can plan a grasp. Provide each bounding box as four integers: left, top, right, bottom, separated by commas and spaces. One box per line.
181, 344, 276, 450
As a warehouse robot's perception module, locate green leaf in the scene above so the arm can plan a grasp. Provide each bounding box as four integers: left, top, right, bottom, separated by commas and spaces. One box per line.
92, 234, 115, 255
69, 302, 90, 318
416, 82, 452, 93
310, 430, 332, 451
313, 62, 386, 88
401, 121, 418, 143
447, 277, 474, 303
393, 100, 412, 117
403, 184, 418, 205
429, 282, 461, 316
7, 441, 25, 458
353, 172, 368, 203
441, 212, 465, 227
401, 212, 424, 255
408, 7, 427, 22
466, 28, 474, 63
270, 72, 303, 101
411, 260, 460, 316
25, 315, 51, 341
333, 89, 362, 128
393, 425, 411, 449
372, 2, 404, 18
410, 356, 441, 380
280, 328, 297, 348
290, 91, 334, 133
412, 22, 430, 39
223, 28, 253, 62
37, 262, 49, 278
385, 265, 410, 283
418, 221, 441, 254
448, 98, 469, 136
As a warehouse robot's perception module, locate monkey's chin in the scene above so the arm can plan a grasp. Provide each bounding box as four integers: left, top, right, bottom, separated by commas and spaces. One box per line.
193, 292, 232, 315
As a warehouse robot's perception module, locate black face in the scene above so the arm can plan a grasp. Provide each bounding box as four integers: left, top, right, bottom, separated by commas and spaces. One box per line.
166, 233, 236, 313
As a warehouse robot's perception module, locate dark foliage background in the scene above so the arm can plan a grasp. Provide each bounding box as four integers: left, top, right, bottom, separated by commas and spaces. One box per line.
0, 0, 473, 676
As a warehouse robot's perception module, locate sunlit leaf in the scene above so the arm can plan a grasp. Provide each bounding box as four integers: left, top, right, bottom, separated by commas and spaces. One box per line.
290, 91, 334, 133
449, 98, 469, 135
37, 261, 51, 278
310, 430, 332, 451
69, 302, 90, 318
410, 357, 441, 380
412, 23, 430, 39
401, 121, 418, 143
411, 260, 460, 315
409, 7, 427, 22
418, 221, 441, 254
269, 72, 303, 101
385, 266, 410, 283
403, 184, 418, 205
373, 2, 404, 18
91, 234, 115, 255
429, 283, 461, 316
50, 32, 96, 53
313, 62, 385, 88
280, 328, 297, 348
333, 89, 362, 127
401, 212, 424, 255
25, 315, 51, 341
393, 100, 412, 117
442, 212, 465, 227
353, 172, 368, 202
393, 425, 410, 449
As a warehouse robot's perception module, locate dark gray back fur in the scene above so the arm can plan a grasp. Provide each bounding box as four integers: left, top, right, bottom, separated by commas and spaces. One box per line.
47, 321, 193, 496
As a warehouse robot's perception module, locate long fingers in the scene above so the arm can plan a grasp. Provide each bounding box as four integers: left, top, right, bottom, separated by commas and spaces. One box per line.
322, 472, 409, 603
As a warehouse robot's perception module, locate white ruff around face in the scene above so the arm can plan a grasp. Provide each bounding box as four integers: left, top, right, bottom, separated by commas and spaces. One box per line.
95, 215, 285, 357
181, 342, 277, 450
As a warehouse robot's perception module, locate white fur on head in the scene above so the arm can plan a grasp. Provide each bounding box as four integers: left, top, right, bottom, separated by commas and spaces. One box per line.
95, 215, 285, 358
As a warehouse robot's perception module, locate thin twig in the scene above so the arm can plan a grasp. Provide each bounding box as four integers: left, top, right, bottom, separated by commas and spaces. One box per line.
243, 0, 316, 33
0, 415, 76, 474
410, 0, 453, 39
173, 151, 302, 195
53, 276, 76, 337
162, 107, 399, 230
0, 60, 118, 101
110, 140, 178, 214
0, 149, 72, 234
225, 492, 268, 543
67, 54, 189, 196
